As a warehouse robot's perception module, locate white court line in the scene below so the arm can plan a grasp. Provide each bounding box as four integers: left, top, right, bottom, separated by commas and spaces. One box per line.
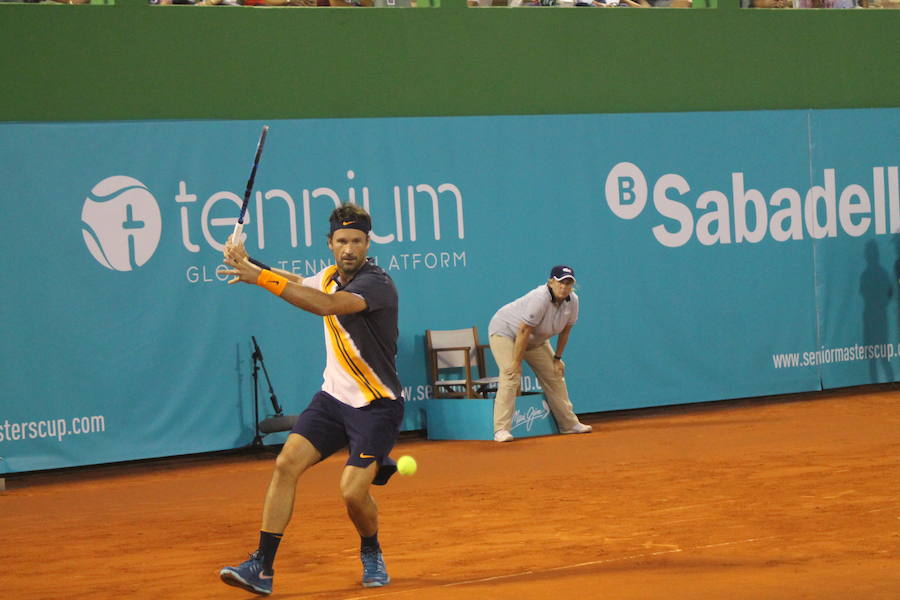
341, 536, 777, 600
866, 503, 900, 513
643, 500, 736, 514
539, 536, 777, 574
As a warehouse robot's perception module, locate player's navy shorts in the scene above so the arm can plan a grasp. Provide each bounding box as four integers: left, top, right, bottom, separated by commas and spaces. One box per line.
291, 390, 404, 469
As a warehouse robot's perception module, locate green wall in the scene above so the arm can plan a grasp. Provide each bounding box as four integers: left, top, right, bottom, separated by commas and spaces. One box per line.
1, 1, 898, 122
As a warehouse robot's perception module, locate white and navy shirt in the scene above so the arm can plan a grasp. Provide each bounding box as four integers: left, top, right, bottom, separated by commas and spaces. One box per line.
488, 285, 579, 349
303, 259, 401, 408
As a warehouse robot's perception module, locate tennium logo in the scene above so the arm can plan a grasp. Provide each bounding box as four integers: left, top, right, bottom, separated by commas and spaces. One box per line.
81, 169, 470, 281
82, 176, 162, 271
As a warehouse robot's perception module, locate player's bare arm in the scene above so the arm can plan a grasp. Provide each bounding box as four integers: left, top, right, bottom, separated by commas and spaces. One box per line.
224, 237, 303, 284
222, 253, 366, 316
283, 286, 367, 316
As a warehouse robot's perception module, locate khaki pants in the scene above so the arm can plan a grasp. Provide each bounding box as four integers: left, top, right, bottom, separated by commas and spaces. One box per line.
489, 334, 581, 433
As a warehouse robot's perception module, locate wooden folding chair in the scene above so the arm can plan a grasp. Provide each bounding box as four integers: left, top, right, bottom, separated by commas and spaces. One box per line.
425, 327, 499, 398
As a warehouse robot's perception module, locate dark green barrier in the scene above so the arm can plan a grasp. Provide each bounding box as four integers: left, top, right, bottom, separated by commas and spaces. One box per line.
1, 1, 897, 122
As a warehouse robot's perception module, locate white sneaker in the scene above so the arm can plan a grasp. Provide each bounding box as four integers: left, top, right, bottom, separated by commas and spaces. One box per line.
560, 422, 592, 434
493, 429, 514, 442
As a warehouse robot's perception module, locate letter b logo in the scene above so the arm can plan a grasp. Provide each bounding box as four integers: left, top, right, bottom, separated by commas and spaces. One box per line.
605, 162, 648, 220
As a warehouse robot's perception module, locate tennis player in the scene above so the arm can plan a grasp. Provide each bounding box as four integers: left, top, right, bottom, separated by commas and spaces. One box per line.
218, 204, 403, 595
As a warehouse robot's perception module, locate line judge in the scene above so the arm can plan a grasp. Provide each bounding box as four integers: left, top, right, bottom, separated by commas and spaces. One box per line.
488, 265, 592, 442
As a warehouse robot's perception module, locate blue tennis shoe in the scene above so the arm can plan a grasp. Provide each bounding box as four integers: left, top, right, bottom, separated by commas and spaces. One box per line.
360, 547, 390, 587
220, 550, 273, 595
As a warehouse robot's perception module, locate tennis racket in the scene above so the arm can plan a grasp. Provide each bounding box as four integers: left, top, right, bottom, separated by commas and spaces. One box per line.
232, 124, 269, 243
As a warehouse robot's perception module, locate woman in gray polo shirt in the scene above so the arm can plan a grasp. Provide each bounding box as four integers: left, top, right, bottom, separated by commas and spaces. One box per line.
487, 265, 593, 442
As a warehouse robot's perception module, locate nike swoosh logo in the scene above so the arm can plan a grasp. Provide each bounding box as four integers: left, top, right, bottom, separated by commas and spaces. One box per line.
258, 572, 273, 580
359, 453, 375, 459
342, 220, 355, 226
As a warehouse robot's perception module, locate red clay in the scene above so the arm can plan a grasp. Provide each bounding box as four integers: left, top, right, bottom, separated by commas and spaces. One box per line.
2, 386, 898, 599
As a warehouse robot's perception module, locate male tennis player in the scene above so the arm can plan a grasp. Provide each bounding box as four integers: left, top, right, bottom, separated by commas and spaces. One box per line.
218, 203, 403, 595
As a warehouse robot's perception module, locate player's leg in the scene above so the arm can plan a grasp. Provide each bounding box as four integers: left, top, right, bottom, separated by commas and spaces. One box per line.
221, 392, 345, 595
219, 434, 320, 596
489, 334, 519, 441
340, 464, 390, 587
339, 397, 403, 587
261, 433, 322, 532
525, 342, 590, 434
341, 462, 380, 536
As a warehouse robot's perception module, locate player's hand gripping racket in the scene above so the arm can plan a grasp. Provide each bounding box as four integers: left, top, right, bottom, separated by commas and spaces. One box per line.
232, 124, 269, 244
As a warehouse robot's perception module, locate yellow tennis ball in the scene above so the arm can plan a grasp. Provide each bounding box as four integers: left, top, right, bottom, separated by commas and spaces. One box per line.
397, 455, 417, 476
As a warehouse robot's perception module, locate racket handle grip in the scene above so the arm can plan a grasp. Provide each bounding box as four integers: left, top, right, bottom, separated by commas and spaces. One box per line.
232, 222, 244, 244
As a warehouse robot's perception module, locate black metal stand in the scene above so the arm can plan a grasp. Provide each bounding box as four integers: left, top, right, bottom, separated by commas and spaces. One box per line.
250, 336, 283, 447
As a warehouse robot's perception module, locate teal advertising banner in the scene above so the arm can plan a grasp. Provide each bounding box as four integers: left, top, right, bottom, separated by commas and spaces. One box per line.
2, 108, 898, 473
808, 110, 900, 389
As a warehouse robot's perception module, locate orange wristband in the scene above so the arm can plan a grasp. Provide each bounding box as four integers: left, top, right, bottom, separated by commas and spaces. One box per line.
256, 269, 288, 296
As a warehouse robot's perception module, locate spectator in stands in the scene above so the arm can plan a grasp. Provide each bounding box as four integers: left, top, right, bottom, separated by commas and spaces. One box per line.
794, 0, 857, 6
622, 0, 692, 6
742, 0, 789, 7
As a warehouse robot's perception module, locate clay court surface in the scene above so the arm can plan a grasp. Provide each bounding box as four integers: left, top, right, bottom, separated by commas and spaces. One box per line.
2, 386, 899, 600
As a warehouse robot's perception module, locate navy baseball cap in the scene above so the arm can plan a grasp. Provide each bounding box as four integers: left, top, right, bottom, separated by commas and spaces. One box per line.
550, 265, 575, 281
